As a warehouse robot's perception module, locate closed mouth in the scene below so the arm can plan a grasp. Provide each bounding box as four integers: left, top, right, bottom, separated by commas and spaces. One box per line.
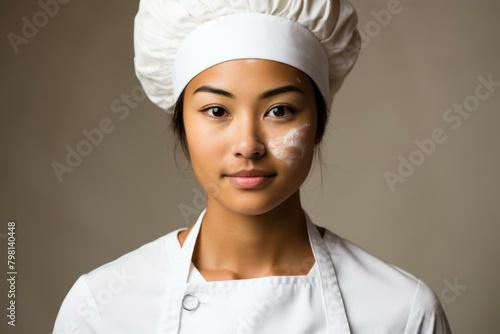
224, 170, 276, 178
224, 170, 276, 188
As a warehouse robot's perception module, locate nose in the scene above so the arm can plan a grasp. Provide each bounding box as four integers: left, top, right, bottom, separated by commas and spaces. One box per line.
232, 117, 266, 160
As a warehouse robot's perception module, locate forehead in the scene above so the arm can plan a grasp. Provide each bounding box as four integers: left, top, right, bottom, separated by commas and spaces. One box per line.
185, 59, 313, 93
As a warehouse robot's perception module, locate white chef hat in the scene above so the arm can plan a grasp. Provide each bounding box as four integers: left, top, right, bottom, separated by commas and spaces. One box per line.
134, 0, 360, 112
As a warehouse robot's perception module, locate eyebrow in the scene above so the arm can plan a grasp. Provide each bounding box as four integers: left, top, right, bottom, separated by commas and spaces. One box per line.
193, 86, 235, 98
192, 85, 305, 100
259, 85, 305, 99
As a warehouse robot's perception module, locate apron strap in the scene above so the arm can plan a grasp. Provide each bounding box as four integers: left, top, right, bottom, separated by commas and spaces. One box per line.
306, 212, 351, 334
163, 210, 206, 334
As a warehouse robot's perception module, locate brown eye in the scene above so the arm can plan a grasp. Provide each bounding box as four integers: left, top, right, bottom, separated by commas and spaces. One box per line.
204, 106, 228, 118
266, 105, 296, 118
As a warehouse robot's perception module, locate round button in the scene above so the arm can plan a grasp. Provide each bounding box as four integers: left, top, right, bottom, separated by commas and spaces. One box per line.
182, 294, 200, 311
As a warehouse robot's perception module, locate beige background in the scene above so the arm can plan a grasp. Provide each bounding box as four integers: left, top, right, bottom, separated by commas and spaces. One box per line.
1, 0, 499, 333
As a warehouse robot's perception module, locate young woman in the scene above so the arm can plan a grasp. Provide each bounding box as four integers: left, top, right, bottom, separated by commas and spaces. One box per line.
54, 0, 451, 333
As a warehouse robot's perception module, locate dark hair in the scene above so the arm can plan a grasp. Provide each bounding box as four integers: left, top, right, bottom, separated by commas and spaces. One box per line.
171, 79, 328, 161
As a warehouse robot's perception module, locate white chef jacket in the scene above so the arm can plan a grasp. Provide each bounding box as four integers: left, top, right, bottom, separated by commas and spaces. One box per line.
53, 211, 451, 333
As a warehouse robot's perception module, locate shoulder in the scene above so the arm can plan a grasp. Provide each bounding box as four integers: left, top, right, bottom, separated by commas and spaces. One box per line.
323, 230, 451, 333
324, 231, 420, 294
85, 228, 183, 288
53, 228, 185, 333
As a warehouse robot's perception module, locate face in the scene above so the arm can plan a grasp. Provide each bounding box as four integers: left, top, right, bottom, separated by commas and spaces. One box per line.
183, 59, 318, 216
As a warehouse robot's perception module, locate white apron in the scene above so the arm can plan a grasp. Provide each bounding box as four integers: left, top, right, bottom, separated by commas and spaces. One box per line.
161, 210, 351, 334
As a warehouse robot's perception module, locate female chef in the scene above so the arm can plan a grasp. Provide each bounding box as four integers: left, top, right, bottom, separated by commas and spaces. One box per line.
54, 0, 451, 333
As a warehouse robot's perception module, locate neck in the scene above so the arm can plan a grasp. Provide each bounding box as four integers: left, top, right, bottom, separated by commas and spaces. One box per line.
192, 191, 314, 280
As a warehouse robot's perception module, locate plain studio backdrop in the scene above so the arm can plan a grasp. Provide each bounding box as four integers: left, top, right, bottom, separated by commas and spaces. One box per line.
1, 0, 499, 333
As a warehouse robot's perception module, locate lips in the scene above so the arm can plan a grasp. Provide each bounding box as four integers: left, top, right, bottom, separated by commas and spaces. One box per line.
224, 170, 276, 189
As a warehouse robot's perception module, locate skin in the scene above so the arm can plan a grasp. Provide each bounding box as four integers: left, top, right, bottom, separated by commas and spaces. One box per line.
178, 59, 319, 281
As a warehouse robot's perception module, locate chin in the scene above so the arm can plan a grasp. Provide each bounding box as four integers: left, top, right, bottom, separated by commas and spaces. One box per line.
211, 192, 295, 217
222, 201, 277, 217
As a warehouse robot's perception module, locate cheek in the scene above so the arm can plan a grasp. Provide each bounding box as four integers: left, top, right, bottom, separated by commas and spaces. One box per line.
185, 122, 217, 170
267, 123, 313, 167
190, 138, 216, 164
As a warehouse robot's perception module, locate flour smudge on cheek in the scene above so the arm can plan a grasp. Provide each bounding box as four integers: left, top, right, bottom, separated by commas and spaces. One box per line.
268, 123, 311, 167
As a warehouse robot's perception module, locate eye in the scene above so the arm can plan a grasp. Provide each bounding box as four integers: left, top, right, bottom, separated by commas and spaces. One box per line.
266, 105, 296, 118
202, 106, 229, 118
